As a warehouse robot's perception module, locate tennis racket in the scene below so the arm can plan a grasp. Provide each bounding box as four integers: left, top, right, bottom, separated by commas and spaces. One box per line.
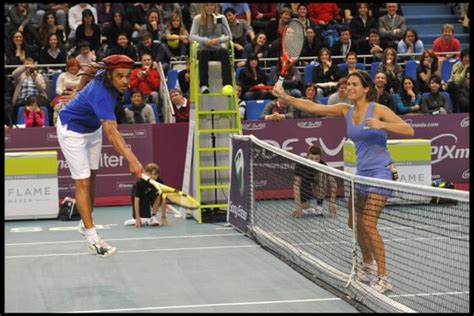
141, 174, 200, 210
278, 19, 305, 84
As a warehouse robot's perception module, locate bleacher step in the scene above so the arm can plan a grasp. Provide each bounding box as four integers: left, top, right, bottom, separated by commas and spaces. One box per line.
405, 15, 460, 25
402, 5, 450, 15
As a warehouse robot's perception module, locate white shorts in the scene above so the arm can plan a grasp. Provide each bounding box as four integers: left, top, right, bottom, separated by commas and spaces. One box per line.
56, 117, 102, 179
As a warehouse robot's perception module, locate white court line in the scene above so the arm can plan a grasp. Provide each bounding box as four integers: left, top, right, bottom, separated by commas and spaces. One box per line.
58, 297, 343, 313
5, 244, 260, 259
5, 233, 244, 246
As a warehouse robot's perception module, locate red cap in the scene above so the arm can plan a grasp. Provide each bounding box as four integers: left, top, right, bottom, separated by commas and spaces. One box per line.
102, 54, 135, 70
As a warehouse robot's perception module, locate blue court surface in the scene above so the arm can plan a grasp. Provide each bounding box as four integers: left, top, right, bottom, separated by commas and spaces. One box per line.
5, 205, 359, 313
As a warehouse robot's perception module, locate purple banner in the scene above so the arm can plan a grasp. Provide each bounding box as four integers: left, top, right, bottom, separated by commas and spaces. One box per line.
242, 114, 469, 183
228, 138, 252, 233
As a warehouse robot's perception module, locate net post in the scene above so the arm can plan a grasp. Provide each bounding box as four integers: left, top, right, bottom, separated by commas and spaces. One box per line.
345, 175, 357, 288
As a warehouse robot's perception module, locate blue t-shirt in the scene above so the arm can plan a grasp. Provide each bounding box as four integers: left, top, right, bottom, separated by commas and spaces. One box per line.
59, 71, 120, 133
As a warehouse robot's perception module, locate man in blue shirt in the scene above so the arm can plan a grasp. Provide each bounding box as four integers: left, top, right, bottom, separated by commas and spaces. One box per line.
57, 54, 144, 257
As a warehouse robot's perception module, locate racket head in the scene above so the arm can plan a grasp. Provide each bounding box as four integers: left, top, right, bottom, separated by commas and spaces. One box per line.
280, 19, 305, 77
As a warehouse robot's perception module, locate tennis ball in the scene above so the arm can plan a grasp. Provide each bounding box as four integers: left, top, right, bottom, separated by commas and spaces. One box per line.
167, 39, 179, 49
222, 85, 233, 95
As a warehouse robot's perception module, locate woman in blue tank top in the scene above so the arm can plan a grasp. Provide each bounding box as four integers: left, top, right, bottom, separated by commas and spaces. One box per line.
273, 70, 414, 294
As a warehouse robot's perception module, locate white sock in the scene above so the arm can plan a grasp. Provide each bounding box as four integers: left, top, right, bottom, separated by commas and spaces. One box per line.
84, 227, 99, 243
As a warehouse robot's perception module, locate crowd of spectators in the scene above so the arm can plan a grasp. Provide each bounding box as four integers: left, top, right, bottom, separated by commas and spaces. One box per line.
4, 3, 470, 128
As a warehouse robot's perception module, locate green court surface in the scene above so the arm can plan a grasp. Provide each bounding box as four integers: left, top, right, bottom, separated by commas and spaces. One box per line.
5, 206, 359, 313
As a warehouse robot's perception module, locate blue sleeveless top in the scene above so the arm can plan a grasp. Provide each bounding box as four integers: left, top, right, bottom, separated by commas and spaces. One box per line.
346, 102, 393, 174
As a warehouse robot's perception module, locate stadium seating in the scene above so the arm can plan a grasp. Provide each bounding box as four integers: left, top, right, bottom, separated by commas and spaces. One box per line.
50, 70, 62, 99
17, 106, 50, 126
318, 96, 329, 105
304, 63, 316, 84
235, 66, 243, 82
337, 63, 366, 72
370, 61, 381, 79
167, 69, 179, 91
440, 58, 457, 82
245, 99, 271, 120
404, 60, 418, 81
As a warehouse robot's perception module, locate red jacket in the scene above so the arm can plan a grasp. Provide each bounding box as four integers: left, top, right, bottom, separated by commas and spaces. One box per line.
308, 3, 341, 24
250, 4, 277, 20
24, 109, 45, 127
129, 67, 160, 95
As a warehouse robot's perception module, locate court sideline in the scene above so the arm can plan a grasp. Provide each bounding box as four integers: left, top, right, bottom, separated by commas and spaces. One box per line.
5, 206, 359, 313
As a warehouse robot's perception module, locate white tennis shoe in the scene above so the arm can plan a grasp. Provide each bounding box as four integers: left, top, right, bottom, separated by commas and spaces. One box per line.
356, 261, 377, 282
370, 274, 393, 293
88, 236, 117, 257
302, 206, 324, 216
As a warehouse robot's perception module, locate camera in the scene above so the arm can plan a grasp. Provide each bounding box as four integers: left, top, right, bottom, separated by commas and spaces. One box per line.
213, 14, 223, 24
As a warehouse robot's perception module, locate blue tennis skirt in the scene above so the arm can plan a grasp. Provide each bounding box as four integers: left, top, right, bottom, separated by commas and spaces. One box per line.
355, 168, 396, 198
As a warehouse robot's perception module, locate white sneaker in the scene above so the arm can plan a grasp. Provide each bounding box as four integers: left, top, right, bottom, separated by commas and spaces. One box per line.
356, 261, 377, 282
148, 217, 160, 226
78, 220, 86, 236
370, 274, 393, 293
302, 207, 324, 216
88, 236, 117, 257
200, 85, 210, 94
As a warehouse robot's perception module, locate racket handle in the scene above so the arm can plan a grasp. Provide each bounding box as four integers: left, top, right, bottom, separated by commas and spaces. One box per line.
278, 76, 285, 84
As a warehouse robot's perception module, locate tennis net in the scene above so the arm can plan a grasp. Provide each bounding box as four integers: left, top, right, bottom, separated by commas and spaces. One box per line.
229, 134, 469, 313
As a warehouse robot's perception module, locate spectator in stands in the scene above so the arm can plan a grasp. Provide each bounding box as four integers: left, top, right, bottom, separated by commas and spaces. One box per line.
96, 3, 124, 25
74, 9, 102, 55
340, 3, 358, 24
189, 3, 233, 95
397, 28, 424, 61
265, 7, 291, 55
38, 11, 65, 48
75, 41, 96, 72
448, 48, 469, 89
356, 29, 387, 64
394, 76, 422, 115
349, 3, 378, 43
269, 57, 303, 98
260, 97, 294, 120
36, 4, 68, 37
236, 84, 247, 120
340, 52, 360, 77
331, 26, 358, 65
420, 75, 449, 115
155, 3, 182, 27
11, 57, 49, 124
23, 96, 46, 128
124, 3, 151, 38
312, 48, 342, 97
136, 32, 172, 74
102, 8, 135, 50
38, 33, 67, 69
56, 58, 81, 97
250, 4, 277, 34
378, 3, 406, 48
129, 52, 160, 109
124, 89, 156, 124
295, 83, 324, 119
108, 33, 138, 61
5, 30, 35, 67
8, 4, 42, 48
177, 59, 191, 97
169, 88, 190, 123
371, 2, 404, 22
164, 13, 190, 58
374, 71, 396, 113
222, 3, 251, 25
4, 74, 15, 127
416, 49, 441, 93
242, 32, 269, 64
296, 4, 315, 30
377, 47, 403, 94
286, 3, 300, 19
139, 8, 167, 44
307, 3, 342, 32
68, 3, 98, 45
432, 24, 462, 60
300, 26, 329, 65
224, 7, 255, 60
239, 54, 272, 101
328, 77, 354, 105
453, 70, 469, 113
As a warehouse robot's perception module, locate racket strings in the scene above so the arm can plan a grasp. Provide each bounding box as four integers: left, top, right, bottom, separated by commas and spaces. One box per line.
283, 20, 305, 59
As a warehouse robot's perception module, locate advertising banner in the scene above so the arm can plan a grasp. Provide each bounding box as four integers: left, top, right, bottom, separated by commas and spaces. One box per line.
228, 137, 252, 233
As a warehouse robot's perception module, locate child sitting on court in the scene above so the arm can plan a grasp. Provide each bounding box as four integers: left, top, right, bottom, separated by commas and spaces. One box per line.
124, 163, 169, 227
23, 96, 46, 127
